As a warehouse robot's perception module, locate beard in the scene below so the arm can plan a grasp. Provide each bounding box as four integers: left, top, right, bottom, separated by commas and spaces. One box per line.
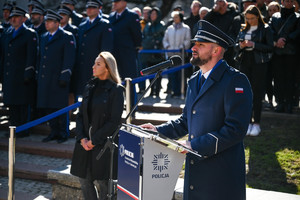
190, 53, 212, 67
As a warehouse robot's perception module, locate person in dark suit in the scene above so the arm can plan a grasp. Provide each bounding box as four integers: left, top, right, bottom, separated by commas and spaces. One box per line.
1, 6, 38, 137
74, 0, 113, 97
61, 0, 84, 27
37, 10, 76, 143
109, 0, 142, 109
71, 51, 124, 200
141, 20, 253, 200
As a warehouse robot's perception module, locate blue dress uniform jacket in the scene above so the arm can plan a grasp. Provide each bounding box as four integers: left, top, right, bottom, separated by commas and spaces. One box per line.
63, 23, 78, 42
109, 8, 142, 79
74, 17, 113, 96
37, 28, 76, 108
71, 10, 84, 27
157, 61, 253, 200
1, 25, 37, 105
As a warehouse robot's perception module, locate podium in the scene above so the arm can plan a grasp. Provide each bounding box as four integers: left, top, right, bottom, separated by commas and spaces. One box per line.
117, 124, 201, 200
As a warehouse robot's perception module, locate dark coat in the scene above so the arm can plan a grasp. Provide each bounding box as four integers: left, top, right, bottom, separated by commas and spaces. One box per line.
1, 25, 38, 105
29, 22, 47, 39
74, 17, 113, 96
109, 8, 142, 79
141, 9, 165, 65
269, 7, 300, 55
63, 23, 78, 42
71, 10, 84, 27
71, 78, 124, 180
204, 4, 240, 40
37, 28, 76, 108
184, 13, 200, 38
235, 23, 274, 64
157, 61, 253, 200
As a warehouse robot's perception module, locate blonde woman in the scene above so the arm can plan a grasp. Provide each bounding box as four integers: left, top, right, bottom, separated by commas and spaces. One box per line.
71, 52, 124, 200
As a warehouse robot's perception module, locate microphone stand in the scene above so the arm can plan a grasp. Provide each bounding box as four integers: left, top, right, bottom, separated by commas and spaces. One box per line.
96, 69, 164, 200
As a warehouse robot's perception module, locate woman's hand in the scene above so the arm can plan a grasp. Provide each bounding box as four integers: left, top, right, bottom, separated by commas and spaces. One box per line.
276, 37, 286, 48
81, 138, 93, 151
86, 140, 95, 149
240, 40, 254, 48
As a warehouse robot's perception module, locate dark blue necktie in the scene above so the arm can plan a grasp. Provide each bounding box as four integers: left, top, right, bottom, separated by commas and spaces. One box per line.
48, 34, 53, 41
198, 75, 206, 92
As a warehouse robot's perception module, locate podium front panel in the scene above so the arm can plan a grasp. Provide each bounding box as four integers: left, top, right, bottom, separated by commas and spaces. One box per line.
142, 139, 185, 200
117, 130, 141, 200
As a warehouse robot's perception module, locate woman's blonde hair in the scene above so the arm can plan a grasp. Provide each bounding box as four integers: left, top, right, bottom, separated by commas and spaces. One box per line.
99, 51, 122, 84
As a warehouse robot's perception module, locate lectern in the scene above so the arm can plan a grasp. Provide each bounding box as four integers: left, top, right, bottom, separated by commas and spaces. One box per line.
117, 124, 201, 200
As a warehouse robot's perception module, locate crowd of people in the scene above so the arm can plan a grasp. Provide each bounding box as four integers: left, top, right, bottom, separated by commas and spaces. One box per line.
0, 0, 299, 139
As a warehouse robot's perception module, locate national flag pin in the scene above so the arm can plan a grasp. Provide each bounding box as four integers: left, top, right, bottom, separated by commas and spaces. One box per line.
235, 88, 244, 93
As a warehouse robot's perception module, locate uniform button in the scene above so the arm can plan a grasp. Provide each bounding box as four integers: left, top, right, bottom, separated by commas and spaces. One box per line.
81, 52, 84, 55
190, 160, 194, 165
6, 72, 8, 75
82, 43, 85, 46
192, 110, 196, 114
42, 75, 45, 78
44, 56, 46, 59
7, 53, 10, 56
43, 65, 45, 68
45, 47, 48, 50
83, 34, 87, 37
6, 62, 10, 65
9, 44, 12, 47
190, 185, 194, 190
191, 135, 194, 139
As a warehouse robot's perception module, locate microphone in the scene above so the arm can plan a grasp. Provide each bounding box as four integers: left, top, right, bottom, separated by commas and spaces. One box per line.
140, 55, 182, 76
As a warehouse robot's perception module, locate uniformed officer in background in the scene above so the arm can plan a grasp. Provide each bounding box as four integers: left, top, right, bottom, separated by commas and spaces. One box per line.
109, 0, 142, 109
58, 4, 78, 107
1, 6, 38, 137
58, 4, 78, 41
61, 0, 84, 27
2, 3, 13, 30
26, 0, 44, 26
29, 6, 47, 38
37, 10, 76, 143
73, 0, 113, 97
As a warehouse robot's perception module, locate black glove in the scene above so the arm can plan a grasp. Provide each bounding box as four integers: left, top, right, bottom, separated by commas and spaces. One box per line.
59, 80, 68, 88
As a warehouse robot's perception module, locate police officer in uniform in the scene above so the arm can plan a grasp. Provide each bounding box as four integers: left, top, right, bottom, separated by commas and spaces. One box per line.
61, 0, 84, 27
26, 0, 44, 27
29, 6, 46, 38
2, 3, 13, 30
1, 6, 38, 137
109, 0, 141, 80
37, 10, 76, 143
58, 4, 78, 41
109, 0, 142, 109
141, 20, 253, 200
74, 0, 113, 97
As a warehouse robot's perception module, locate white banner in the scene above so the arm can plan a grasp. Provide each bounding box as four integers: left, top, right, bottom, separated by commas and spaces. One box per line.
142, 139, 185, 200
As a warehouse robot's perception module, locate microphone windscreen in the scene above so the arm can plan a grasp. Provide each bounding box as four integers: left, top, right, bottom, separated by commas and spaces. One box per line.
170, 55, 182, 66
